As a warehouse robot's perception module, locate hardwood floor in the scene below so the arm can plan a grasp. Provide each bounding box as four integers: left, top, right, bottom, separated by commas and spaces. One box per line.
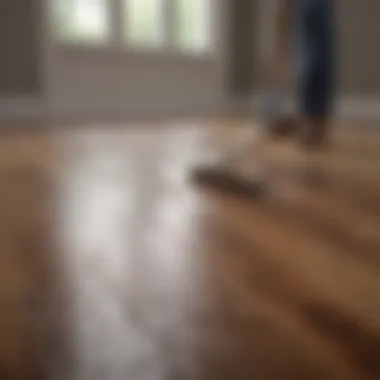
0, 120, 379, 380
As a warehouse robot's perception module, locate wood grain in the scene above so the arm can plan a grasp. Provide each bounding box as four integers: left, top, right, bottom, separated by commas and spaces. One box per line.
0, 121, 379, 380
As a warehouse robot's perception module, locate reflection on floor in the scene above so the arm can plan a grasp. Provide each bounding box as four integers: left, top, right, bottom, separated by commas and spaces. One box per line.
0, 120, 379, 380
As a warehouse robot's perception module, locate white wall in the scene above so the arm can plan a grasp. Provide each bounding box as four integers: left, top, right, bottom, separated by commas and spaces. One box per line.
43, 0, 230, 121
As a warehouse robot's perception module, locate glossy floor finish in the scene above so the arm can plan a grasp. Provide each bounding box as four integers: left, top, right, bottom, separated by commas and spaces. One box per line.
0, 121, 379, 380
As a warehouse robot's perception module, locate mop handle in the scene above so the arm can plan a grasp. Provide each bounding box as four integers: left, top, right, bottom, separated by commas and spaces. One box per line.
264, 0, 293, 87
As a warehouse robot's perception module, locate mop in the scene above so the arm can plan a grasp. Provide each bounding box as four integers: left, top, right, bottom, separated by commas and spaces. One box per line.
190, 1, 294, 197
190, 88, 287, 197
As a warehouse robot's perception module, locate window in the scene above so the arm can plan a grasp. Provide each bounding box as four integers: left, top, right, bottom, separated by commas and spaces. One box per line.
174, 0, 212, 52
52, 0, 213, 54
124, 0, 165, 48
53, 0, 109, 43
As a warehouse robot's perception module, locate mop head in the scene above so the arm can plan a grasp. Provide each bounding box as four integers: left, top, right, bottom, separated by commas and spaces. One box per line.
191, 163, 266, 197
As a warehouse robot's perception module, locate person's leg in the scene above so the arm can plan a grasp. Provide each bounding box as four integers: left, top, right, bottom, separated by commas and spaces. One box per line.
295, 0, 335, 150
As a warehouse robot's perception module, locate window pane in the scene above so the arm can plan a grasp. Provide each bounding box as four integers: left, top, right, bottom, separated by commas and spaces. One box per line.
174, 0, 211, 52
53, 0, 108, 42
124, 0, 165, 47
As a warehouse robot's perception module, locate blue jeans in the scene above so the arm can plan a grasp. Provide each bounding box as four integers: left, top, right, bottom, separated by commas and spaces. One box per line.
295, 0, 335, 117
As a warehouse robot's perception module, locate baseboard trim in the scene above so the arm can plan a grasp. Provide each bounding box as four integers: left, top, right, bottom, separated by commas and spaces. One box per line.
337, 98, 380, 122
235, 94, 380, 123
0, 96, 47, 123
1, 95, 379, 125
49, 98, 231, 124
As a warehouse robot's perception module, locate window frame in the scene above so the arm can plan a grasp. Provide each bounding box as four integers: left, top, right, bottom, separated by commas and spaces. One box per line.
50, 0, 217, 59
